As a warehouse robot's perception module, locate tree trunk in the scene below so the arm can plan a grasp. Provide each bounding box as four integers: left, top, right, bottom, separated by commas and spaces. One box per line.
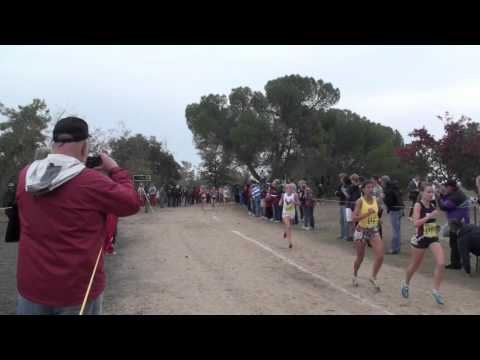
247, 163, 261, 181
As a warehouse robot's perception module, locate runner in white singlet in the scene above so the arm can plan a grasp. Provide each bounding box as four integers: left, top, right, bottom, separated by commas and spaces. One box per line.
279, 184, 300, 249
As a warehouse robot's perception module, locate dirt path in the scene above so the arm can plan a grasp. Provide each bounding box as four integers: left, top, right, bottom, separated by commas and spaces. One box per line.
101, 204, 480, 315
2, 204, 480, 315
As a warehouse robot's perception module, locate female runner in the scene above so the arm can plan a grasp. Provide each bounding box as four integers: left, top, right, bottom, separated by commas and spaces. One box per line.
351, 180, 384, 291
401, 183, 445, 305
279, 183, 300, 249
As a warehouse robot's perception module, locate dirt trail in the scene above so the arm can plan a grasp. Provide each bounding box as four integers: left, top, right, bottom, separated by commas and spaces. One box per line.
101, 204, 480, 315
2, 204, 479, 315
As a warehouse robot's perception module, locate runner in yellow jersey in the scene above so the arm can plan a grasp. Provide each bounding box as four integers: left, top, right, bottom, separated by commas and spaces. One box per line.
401, 183, 445, 305
351, 180, 384, 291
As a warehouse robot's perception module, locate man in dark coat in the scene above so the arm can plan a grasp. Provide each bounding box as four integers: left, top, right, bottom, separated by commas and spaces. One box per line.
382, 176, 405, 254
3, 182, 20, 243
438, 179, 470, 270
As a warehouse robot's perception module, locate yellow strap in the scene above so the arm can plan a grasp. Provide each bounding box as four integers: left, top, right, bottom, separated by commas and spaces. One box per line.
79, 245, 103, 315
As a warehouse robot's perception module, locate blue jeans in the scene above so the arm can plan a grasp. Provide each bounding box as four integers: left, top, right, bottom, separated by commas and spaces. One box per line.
273, 204, 282, 221
255, 197, 262, 217
304, 207, 314, 228
339, 206, 347, 239
389, 210, 402, 252
249, 198, 255, 214
16, 292, 104, 315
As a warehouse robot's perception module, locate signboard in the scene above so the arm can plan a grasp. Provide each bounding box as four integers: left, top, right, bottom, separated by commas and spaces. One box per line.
133, 174, 151, 183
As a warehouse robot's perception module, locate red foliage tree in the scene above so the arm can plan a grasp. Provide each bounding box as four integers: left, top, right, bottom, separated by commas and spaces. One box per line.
396, 112, 480, 188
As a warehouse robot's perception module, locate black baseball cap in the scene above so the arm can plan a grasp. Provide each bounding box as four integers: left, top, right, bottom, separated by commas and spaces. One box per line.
445, 179, 458, 188
53, 117, 90, 143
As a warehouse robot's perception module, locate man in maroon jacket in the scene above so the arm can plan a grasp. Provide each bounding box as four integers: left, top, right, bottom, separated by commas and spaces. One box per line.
16, 117, 140, 315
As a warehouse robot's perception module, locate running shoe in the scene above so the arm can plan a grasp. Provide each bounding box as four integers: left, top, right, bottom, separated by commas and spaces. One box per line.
289, 244, 293, 249
283, 232, 287, 239
432, 290, 445, 305
369, 278, 381, 292
401, 281, 409, 299
352, 276, 359, 287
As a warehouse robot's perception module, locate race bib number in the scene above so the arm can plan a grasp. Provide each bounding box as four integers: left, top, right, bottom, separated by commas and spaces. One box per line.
366, 214, 379, 227
285, 201, 294, 211
354, 230, 364, 240
424, 223, 438, 237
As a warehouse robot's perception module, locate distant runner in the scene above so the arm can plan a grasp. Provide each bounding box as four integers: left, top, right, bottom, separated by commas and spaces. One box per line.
279, 183, 300, 249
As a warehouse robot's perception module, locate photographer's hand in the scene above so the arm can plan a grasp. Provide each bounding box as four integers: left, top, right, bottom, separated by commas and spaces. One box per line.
97, 153, 119, 173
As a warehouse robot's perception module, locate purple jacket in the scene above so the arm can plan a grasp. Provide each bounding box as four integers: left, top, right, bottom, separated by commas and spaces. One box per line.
438, 190, 470, 224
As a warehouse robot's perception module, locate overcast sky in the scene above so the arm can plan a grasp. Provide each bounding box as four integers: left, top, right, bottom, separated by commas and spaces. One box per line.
1, 45, 480, 166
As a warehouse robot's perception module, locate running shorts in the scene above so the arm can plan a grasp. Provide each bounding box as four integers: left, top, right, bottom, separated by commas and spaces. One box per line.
410, 236, 439, 249
282, 210, 295, 219
354, 226, 379, 241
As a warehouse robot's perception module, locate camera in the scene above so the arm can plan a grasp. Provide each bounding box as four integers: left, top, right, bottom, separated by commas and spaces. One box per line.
85, 155, 102, 169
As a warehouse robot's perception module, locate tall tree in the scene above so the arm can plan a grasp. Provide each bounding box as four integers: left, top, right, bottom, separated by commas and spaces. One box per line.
179, 161, 196, 187
198, 144, 233, 187
110, 134, 181, 185
264, 75, 340, 177
229, 87, 272, 180
186, 75, 340, 180
0, 99, 51, 190
186, 75, 408, 191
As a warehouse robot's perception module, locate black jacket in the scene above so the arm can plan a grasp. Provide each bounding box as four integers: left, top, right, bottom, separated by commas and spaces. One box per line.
2, 189, 15, 209
335, 184, 347, 206
383, 181, 404, 213
347, 184, 361, 210
299, 188, 306, 206
458, 224, 480, 274
407, 179, 420, 200
4, 203, 20, 243
2, 189, 19, 243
